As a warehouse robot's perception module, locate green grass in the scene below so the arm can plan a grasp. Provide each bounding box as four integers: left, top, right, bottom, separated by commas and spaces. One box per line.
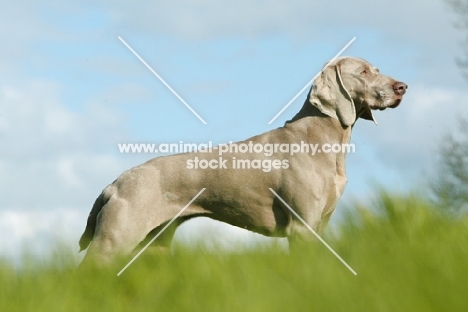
1, 192, 467, 311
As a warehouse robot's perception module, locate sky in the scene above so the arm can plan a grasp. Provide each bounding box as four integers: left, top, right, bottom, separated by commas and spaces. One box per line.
1, 0, 467, 262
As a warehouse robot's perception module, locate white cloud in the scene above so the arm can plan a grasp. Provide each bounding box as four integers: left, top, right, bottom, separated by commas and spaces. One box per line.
0, 78, 137, 260
57, 157, 85, 188
0, 208, 87, 261
0, 80, 131, 210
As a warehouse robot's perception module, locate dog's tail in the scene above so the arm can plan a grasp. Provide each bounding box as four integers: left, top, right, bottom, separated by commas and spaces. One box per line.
79, 191, 106, 252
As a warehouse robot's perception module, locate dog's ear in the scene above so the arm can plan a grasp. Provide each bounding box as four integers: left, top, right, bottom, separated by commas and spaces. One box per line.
308, 63, 356, 127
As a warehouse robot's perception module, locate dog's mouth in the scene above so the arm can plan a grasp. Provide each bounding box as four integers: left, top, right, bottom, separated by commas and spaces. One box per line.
369, 96, 403, 111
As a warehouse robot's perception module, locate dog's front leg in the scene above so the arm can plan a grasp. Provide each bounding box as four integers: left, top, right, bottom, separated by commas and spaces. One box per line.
286, 216, 322, 251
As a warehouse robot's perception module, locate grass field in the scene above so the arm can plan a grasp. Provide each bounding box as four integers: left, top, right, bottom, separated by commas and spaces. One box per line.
1, 192, 467, 311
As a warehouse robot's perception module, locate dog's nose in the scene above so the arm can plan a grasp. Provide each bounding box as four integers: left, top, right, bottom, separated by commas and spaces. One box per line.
393, 81, 408, 96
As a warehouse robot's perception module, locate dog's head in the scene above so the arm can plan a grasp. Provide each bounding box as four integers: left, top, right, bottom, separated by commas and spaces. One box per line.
308, 56, 407, 127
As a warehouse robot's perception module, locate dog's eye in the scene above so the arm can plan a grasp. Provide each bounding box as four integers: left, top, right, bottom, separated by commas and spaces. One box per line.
360, 69, 368, 75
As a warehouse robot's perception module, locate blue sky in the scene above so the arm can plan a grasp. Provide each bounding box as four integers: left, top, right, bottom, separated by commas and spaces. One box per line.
1, 0, 467, 260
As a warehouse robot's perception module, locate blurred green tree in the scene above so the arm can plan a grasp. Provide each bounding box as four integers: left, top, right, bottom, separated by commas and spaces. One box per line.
431, 1, 468, 214
431, 119, 468, 214
447, 0, 468, 81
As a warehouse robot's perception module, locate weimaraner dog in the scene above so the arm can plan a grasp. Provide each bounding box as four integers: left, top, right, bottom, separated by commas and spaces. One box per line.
79, 56, 407, 265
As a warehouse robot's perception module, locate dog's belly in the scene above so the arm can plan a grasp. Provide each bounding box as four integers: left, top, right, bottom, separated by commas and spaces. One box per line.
196, 197, 289, 237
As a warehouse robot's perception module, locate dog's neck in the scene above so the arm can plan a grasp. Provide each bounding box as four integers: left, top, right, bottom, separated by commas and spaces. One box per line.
284, 99, 352, 147
285, 99, 327, 124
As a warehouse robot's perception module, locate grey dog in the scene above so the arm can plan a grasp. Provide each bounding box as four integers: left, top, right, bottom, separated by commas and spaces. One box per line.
79, 56, 407, 265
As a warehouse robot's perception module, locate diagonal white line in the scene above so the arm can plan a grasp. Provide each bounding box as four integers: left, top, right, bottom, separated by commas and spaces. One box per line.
268, 188, 357, 275
267, 37, 356, 124
117, 188, 206, 276
118, 36, 207, 125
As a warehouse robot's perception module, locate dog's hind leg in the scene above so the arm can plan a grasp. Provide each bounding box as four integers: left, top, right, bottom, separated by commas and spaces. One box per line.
80, 195, 162, 266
